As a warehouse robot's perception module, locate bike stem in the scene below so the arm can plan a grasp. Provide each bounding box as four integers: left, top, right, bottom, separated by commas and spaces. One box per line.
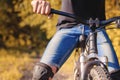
89, 31, 98, 54
88, 18, 98, 55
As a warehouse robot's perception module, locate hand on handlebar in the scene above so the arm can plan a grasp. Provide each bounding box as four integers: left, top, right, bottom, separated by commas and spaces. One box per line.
31, 0, 53, 18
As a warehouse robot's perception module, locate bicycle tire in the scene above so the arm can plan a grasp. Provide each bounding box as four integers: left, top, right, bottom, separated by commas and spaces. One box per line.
88, 65, 111, 80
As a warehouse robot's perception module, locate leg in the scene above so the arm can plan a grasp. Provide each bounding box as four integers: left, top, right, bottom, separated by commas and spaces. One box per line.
97, 29, 120, 72
32, 26, 82, 80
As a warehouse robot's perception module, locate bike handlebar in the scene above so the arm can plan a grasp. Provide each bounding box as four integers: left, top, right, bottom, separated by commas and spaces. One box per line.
51, 9, 120, 27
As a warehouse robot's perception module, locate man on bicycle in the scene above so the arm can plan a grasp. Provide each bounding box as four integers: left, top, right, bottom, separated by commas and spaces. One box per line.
31, 0, 120, 80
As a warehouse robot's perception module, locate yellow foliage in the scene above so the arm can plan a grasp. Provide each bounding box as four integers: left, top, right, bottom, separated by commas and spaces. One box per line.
0, 49, 32, 80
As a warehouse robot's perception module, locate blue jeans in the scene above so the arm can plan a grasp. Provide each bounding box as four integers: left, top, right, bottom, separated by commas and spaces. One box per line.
40, 24, 119, 72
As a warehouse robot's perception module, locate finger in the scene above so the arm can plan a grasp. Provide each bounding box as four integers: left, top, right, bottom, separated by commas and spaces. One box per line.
36, 1, 42, 13
45, 2, 51, 15
41, 1, 46, 14
31, 0, 39, 13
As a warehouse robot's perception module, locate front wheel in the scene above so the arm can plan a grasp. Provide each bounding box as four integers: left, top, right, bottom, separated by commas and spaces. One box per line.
88, 66, 111, 80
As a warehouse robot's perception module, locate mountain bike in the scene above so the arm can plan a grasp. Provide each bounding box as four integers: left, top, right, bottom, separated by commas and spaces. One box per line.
51, 9, 120, 80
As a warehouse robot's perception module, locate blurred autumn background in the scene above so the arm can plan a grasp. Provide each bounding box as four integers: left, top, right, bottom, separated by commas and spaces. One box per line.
0, 0, 120, 80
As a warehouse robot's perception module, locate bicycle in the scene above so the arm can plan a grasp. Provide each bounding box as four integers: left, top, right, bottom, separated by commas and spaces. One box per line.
51, 9, 120, 80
